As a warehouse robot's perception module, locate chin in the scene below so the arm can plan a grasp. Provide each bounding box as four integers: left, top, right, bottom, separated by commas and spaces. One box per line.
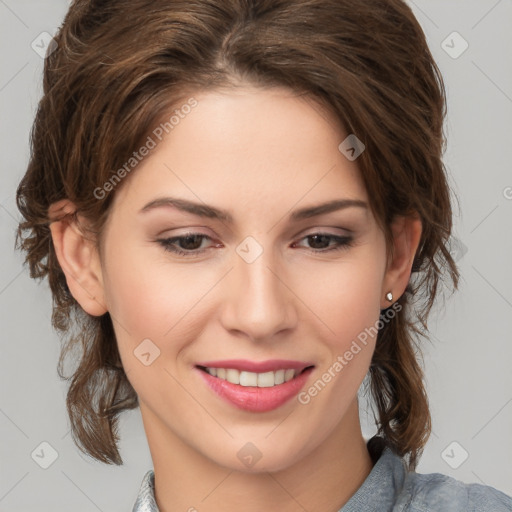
210, 439, 308, 475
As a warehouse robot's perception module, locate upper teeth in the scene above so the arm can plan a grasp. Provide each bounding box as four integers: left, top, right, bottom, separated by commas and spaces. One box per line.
205, 367, 298, 387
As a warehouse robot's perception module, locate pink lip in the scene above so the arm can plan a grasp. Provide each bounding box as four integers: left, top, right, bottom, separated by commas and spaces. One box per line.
195, 365, 315, 413
195, 359, 314, 373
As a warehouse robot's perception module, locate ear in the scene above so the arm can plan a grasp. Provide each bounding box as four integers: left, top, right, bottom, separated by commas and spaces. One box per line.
48, 200, 107, 316
380, 214, 422, 309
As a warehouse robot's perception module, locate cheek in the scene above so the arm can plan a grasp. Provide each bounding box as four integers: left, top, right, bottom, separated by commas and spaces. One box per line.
101, 240, 195, 360
297, 249, 386, 345
292, 257, 386, 442
103, 233, 197, 329
101, 238, 227, 381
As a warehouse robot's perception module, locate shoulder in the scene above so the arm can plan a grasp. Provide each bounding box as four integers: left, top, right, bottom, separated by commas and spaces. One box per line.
342, 438, 511, 512
401, 470, 512, 512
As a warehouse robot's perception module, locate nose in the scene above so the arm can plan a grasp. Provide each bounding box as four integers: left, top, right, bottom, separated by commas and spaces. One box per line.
219, 243, 298, 342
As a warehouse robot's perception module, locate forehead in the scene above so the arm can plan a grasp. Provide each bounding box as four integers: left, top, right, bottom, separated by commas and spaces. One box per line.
111, 86, 368, 219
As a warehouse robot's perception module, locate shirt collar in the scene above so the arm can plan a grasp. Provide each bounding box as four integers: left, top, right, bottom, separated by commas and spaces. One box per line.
340, 437, 407, 511
132, 469, 158, 512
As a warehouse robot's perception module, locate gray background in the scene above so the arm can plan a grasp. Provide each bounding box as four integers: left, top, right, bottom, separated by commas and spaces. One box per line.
1, 0, 511, 510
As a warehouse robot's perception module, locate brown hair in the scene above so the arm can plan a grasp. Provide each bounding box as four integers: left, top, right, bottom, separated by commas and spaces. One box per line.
16, 0, 458, 469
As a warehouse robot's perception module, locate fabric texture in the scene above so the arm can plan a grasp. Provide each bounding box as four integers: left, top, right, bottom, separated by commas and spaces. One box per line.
132, 469, 158, 512
132, 436, 512, 511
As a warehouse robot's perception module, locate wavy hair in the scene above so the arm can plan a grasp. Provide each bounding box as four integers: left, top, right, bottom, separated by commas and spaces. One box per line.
16, 0, 459, 469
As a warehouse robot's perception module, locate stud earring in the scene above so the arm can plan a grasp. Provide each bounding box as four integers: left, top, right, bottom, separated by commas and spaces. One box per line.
385, 291, 393, 302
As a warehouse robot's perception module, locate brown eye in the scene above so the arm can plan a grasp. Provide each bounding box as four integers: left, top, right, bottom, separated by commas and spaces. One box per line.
293, 233, 353, 253
157, 233, 213, 256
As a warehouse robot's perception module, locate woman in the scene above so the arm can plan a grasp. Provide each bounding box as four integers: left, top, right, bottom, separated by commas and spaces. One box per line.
16, 0, 512, 510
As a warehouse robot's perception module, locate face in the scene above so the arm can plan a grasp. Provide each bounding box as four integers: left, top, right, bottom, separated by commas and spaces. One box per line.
86, 86, 401, 472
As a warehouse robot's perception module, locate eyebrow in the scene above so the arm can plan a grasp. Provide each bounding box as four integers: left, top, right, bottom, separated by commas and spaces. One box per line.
139, 197, 368, 223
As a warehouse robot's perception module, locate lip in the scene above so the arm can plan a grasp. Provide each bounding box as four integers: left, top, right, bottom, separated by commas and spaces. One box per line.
195, 359, 314, 373
195, 365, 315, 413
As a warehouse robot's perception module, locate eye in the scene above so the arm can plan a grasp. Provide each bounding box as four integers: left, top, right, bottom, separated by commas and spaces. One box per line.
292, 233, 353, 253
157, 231, 353, 258
157, 233, 216, 257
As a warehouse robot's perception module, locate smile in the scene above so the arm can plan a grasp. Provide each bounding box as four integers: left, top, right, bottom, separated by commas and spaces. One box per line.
197, 366, 312, 388
195, 364, 316, 413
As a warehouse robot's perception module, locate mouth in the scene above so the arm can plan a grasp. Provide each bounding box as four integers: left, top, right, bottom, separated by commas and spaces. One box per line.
195, 363, 316, 412
195, 364, 315, 388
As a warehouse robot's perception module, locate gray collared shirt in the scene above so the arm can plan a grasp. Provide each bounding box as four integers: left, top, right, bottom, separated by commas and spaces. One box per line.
132, 437, 512, 511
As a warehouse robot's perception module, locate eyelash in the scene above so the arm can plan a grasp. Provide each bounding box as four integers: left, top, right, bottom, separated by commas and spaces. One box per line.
156, 232, 354, 257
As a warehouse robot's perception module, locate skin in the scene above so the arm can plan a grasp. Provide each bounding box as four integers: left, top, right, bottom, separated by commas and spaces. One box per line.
49, 85, 422, 512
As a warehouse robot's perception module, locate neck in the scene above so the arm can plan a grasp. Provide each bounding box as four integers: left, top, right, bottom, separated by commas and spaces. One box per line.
143, 400, 374, 512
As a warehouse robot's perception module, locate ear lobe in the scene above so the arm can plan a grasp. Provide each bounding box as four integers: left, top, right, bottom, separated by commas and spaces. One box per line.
48, 200, 107, 317
381, 215, 422, 309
